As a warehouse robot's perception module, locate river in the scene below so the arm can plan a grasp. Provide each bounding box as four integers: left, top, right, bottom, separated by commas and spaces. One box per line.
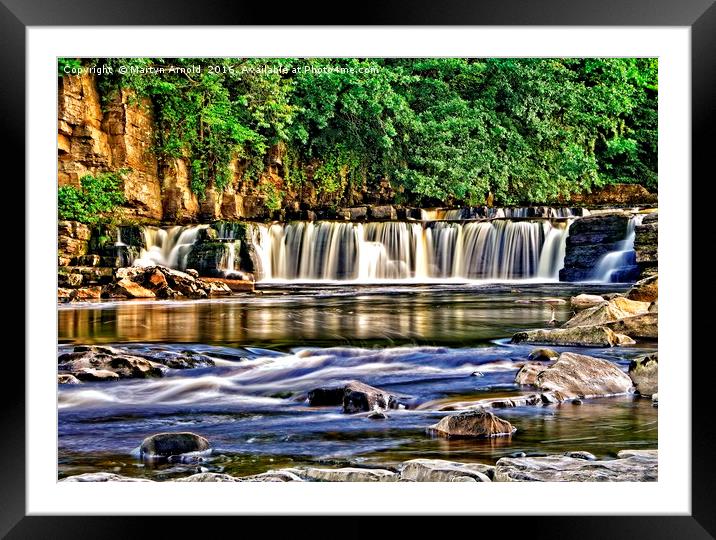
57, 282, 657, 479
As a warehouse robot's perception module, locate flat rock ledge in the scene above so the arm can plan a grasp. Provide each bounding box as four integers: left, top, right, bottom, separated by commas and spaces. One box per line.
494, 451, 657, 482
60, 450, 656, 482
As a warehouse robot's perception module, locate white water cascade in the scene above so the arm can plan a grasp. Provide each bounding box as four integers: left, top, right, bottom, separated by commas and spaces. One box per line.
592, 214, 645, 282
133, 225, 207, 270
252, 219, 571, 282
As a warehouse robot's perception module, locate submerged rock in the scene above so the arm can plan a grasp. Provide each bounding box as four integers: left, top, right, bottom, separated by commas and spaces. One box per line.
58, 345, 165, 381
57, 373, 81, 384
399, 459, 493, 482
139, 432, 211, 459
138, 349, 215, 369
628, 353, 658, 397
494, 451, 657, 481
533, 352, 633, 400
427, 409, 516, 439
512, 326, 620, 347
564, 451, 597, 461
527, 348, 559, 362
308, 380, 402, 414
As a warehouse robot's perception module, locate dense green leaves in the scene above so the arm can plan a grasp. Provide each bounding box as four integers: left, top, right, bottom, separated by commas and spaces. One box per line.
67, 58, 657, 207
58, 171, 127, 225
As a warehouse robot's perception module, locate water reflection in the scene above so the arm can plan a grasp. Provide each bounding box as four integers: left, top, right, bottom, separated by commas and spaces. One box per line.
59, 283, 628, 348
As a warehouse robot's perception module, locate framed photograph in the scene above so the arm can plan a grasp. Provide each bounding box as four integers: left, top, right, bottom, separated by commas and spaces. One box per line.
6, 0, 710, 536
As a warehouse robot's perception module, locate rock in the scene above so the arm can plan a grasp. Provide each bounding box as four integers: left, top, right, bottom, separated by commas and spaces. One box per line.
57, 373, 81, 384
614, 333, 636, 346
308, 380, 402, 413
559, 212, 631, 282
175, 473, 239, 482
60, 473, 152, 482
58, 345, 165, 380
138, 349, 215, 369
515, 362, 547, 386
628, 353, 658, 397
58, 272, 84, 287
512, 326, 620, 347
427, 409, 516, 438
617, 449, 658, 459
367, 410, 388, 420
369, 205, 397, 220
185, 269, 200, 278
533, 352, 634, 400
471, 394, 544, 408
634, 213, 658, 279
527, 348, 559, 361
648, 301, 658, 313
103, 278, 156, 298
399, 459, 494, 482
568, 184, 657, 206
626, 275, 658, 303
570, 294, 606, 310
200, 277, 253, 293
72, 368, 121, 382
298, 467, 398, 482
652, 393, 658, 403
604, 313, 658, 339
71, 286, 103, 300
139, 432, 211, 459
346, 207, 368, 220
494, 452, 657, 481
563, 297, 649, 329
564, 451, 597, 461
240, 470, 305, 482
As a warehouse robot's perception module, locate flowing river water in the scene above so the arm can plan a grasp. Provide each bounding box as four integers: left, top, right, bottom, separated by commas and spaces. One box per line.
58, 282, 657, 480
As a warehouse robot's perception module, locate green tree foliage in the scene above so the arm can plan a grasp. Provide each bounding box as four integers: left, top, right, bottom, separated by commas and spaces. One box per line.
62, 57, 657, 207
58, 170, 127, 225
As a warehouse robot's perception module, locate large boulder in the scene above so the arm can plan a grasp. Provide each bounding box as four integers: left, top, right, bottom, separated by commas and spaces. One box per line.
626, 275, 658, 303
139, 432, 211, 459
628, 353, 658, 397
427, 409, 516, 438
515, 362, 548, 386
563, 297, 649, 328
512, 326, 621, 347
103, 278, 156, 298
494, 452, 657, 481
533, 352, 633, 400
308, 380, 402, 413
58, 345, 165, 380
399, 459, 493, 482
604, 313, 658, 339
570, 294, 606, 310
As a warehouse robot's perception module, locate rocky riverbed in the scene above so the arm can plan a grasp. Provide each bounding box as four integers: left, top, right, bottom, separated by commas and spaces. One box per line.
57, 279, 657, 482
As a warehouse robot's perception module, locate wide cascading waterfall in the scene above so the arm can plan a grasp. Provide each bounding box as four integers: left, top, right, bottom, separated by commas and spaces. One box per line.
256, 219, 571, 282
592, 214, 645, 282
134, 225, 207, 270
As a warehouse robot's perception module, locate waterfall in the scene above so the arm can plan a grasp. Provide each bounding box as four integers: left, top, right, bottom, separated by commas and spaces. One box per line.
256, 219, 570, 282
134, 225, 207, 270
592, 214, 645, 282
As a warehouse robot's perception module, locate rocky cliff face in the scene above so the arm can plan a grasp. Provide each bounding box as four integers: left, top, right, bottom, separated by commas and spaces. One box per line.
58, 74, 165, 221
634, 212, 658, 278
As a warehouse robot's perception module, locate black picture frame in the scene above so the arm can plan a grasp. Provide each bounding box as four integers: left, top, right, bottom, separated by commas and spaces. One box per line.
4, 0, 711, 537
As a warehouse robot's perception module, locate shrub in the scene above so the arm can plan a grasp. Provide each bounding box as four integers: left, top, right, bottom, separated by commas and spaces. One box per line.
58, 170, 128, 225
